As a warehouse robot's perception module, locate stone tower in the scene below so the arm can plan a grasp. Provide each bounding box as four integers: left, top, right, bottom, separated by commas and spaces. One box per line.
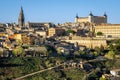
88, 11, 94, 22
75, 13, 79, 23
18, 6, 25, 27
103, 12, 107, 23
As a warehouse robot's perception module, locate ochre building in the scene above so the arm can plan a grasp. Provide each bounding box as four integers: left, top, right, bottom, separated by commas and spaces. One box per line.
61, 36, 107, 48
48, 28, 65, 37
95, 24, 120, 38
75, 12, 107, 24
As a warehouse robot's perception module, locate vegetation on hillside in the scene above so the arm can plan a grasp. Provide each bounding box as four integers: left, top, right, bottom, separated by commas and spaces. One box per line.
0, 57, 63, 80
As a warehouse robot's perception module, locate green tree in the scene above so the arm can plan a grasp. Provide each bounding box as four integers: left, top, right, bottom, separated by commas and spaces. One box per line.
62, 31, 67, 36
67, 29, 76, 34
97, 32, 103, 36
74, 51, 80, 56
79, 51, 87, 58
105, 59, 116, 69
105, 51, 115, 59
94, 47, 101, 54
100, 45, 104, 52
108, 39, 120, 55
93, 51, 99, 56
100, 77, 109, 80
12, 47, 25, 57
22, 45, 29, 49
16, 39, 23, 46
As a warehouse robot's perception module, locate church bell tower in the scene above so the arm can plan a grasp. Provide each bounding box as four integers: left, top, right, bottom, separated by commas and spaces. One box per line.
18, 6, 25, 27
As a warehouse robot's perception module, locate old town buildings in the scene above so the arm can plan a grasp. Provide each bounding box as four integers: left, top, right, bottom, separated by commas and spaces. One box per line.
0, 7, 120, 50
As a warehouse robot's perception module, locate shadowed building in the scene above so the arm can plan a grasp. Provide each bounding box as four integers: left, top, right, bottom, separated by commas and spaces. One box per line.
26, 22, 51, 29
48, 28, 65, 37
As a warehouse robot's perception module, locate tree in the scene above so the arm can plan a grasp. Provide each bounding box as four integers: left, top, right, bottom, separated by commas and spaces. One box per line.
100, 45, 105, 55
12, 47, 25, 57
94, 47, 101, 54
105, 51, 115, 59
97, 32, 103, 36
100, 45, 104, 52
74, 51, 80, 56
67, 29, 76, 35
62, 31, 67, 36
56, 48, 62, 55
79, 51, 87, 58
108, 39, 120, 55
100, 77, 109, 80
93, 51, 99, 56
16, 39, 23, 46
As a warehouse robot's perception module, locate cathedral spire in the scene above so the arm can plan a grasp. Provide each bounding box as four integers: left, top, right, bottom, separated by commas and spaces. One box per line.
76, 13, 79, 18
18, 6, 25, 27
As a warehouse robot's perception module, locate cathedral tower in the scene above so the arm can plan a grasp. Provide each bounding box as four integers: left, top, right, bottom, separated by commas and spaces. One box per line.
18, 6, 25, 27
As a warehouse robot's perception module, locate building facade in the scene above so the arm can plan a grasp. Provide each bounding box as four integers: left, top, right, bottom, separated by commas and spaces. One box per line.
35, 30, 47, 38
75, 12, 107, 24
48, 28, 65, 37
61, 36, 107, 48
26, 22, 51, 29
21, 34, 31, 45
95, 24, 120, 38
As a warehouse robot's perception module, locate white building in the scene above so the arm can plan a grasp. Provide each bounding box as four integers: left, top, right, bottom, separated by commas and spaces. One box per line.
110, 69, 120, 77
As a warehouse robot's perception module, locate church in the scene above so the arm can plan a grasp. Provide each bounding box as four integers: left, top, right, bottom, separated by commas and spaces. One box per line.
18, 7, 52, 30
18, 6, 25, 27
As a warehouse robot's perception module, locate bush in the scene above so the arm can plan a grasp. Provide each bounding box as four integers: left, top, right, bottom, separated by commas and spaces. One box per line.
97, 32, 103, 36
105, 51, 115, 59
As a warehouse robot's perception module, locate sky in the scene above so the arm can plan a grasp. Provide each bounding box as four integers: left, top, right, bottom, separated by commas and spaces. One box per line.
0, 0, 120, 24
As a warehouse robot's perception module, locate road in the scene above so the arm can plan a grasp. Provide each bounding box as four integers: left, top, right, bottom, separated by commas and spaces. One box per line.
13, 64, 63, 80
83, 57, 107, 63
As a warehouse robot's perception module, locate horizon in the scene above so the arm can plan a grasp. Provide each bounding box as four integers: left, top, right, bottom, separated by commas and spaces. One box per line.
0, 0, 120, 24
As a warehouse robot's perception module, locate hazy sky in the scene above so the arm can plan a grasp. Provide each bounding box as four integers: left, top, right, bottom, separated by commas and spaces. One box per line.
0, 0, 120, 24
